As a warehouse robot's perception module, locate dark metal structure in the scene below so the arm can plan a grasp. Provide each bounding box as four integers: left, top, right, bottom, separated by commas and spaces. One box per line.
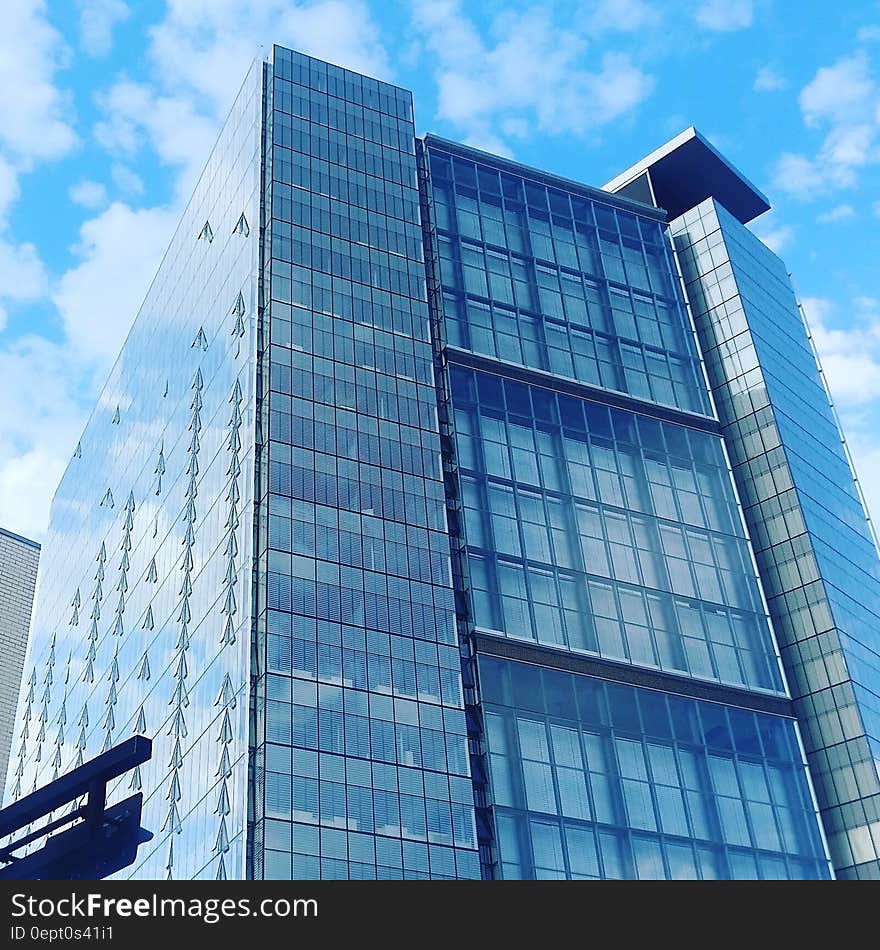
0, 736, 152, 879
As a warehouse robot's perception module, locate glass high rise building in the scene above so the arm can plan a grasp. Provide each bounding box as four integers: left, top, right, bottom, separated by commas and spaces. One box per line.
4, 49, 879, 880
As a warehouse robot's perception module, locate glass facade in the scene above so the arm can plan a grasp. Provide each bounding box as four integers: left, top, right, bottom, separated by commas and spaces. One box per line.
427, 145, 711, 416
3, 62, 264, 879
448, 366, 781, 693
249, 47, 479, 880
14, 44, 880, 881
479, 656, 827, 879
420, 137, 829, 879
672, 198, 880, 879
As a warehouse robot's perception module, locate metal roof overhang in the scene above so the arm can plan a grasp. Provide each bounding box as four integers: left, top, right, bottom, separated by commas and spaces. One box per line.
603, 127, 770, 225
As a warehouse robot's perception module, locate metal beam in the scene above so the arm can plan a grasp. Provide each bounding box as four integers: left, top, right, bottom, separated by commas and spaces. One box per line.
0, 795, 151, 880
0, 736, 151, 840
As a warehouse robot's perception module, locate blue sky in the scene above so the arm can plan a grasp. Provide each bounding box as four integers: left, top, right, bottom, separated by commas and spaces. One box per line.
3, 0, 880, 541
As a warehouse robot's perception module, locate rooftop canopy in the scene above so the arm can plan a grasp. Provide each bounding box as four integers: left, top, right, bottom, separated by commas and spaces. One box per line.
602, 127, 770, 225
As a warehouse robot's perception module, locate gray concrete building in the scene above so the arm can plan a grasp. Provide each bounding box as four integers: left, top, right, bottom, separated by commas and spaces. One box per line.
0, 527, 39, 799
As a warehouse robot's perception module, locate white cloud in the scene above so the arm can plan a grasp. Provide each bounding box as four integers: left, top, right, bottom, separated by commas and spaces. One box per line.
858, 25, 880, 43
110, 163, 143, 195
0, 157, 20, 224
761, 227, 793, 254
93, 1, 391, 201
800, 52, 874, 127
588, 0, 659, 32
0, 2, 64, 374
0, 240, 49, 323
748, 209, 794, 254
462, 131, 514, 159
77, 0, 129, 57
0, 0, 78, 166
772, 153, 825, 197
95, 81, 221, 199
695, 0, 753, 32
0, 337, 87, 539
412, 1, 654, 151
68, 179, 108, 209
93, 80, 150, 154
803, 296, 880, 405
855, 295, 880, 312
147, 0, 390, 117
0, 212, 49, 338
843, 424, 880, 525
53, 202, 179, 366
799, 295, 834, 327
754, 65, 786, 92
817, 203, 856, 223
818, 121, 876, 174
753, 224, 793, 254
774, 51, 880, 197
0, 449, 68, 540
501, 117, 531, 140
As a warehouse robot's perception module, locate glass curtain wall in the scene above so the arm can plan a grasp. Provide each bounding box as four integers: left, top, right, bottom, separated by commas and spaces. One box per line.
3, 63, 264, 881
672, 197, 880, 878
249, 48, 480, 880
421, 138, 830, 879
